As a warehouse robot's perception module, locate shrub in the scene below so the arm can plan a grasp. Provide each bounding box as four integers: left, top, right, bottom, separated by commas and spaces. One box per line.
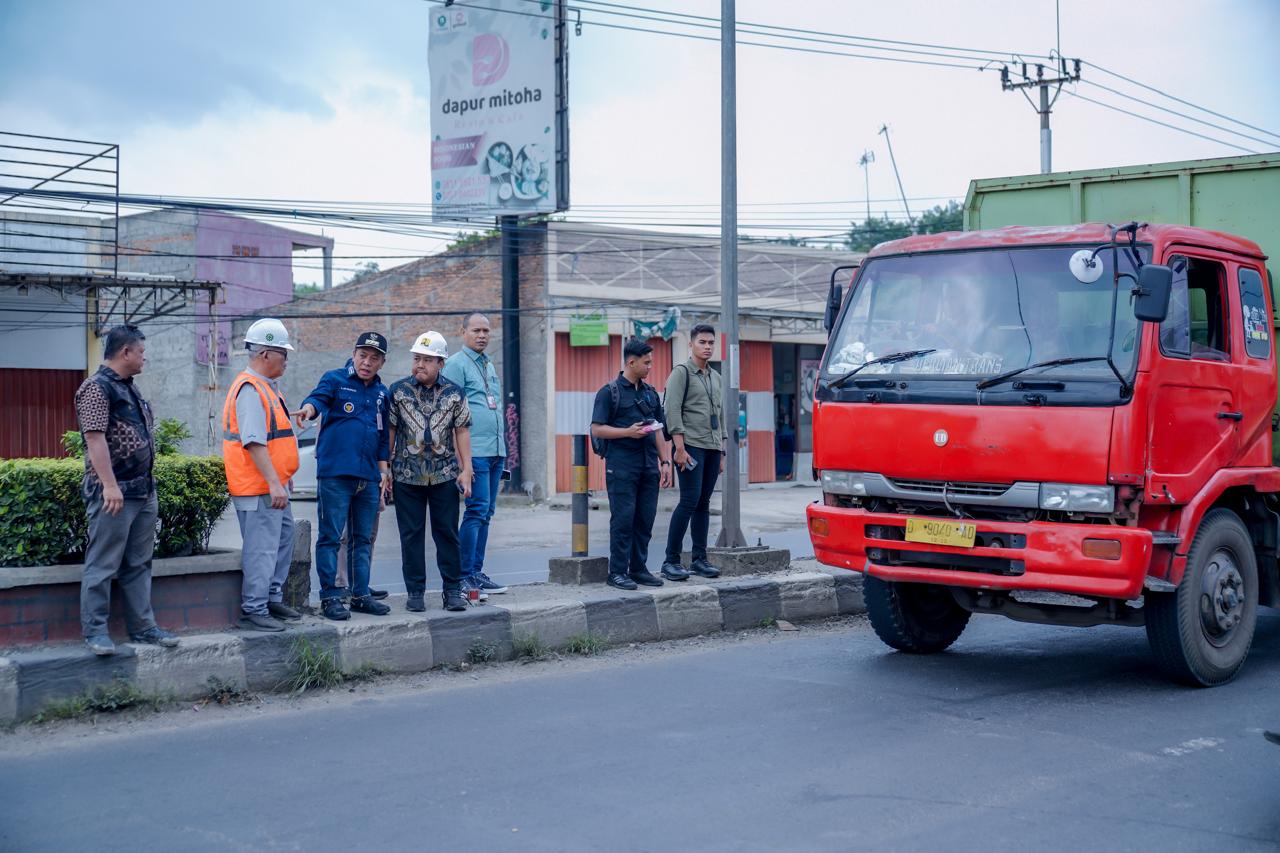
62, 417, 192, 459
0, 455, 229, 567
281, 637, 344, 693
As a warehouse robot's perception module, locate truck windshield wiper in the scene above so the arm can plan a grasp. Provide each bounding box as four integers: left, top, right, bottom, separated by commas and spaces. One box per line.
976, 356, 1109, 390
829, 349, 937, 388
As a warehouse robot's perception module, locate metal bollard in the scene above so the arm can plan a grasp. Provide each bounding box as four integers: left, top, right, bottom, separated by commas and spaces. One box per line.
572, 434, 589, 557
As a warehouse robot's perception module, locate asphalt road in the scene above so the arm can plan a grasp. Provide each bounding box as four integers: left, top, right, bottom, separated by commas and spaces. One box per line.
3, 612, 1279, 851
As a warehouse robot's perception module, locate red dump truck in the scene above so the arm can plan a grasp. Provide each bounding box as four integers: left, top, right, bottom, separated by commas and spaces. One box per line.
807, 155, 1279, 685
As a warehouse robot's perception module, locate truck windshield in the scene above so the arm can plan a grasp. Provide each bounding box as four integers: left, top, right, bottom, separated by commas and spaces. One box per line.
825, 246, 1143, 381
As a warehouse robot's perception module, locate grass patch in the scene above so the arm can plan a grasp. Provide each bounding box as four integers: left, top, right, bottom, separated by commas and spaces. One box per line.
758, 616, 777, 628
344, 662, 387, 682
203, 677, 255, 706
512, 632, 551, 662
33, 681, 170, 723
281, 637, 344, 693
466, 639, 500, 664
563, 632, 608, 656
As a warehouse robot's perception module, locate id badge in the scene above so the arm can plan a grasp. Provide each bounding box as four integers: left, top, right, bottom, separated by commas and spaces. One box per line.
710, 413, 720, 430
377, 411, 383, 430
487, 394, 498, 410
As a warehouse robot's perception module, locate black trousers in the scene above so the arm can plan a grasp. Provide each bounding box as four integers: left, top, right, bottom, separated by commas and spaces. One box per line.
605, 462, 659, 578
393, 479, 463, 593
665, 447, 722, 564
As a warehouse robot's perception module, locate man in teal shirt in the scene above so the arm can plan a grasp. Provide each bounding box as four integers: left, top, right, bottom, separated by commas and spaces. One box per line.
441, 313, 508, 598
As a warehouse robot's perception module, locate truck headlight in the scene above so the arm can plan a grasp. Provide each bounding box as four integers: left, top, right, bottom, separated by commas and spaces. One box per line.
1039, 483, 1114, 513
821, 470, 867, 496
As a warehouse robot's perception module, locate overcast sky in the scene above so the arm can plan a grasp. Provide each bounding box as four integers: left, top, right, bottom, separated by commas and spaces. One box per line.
2, 0, 1277, 285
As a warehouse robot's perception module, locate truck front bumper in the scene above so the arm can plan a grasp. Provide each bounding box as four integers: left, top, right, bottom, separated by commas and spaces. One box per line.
806, 504, 1154, 600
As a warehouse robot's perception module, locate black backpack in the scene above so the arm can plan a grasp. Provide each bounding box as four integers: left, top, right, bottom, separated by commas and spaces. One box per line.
591, 379, 663, 458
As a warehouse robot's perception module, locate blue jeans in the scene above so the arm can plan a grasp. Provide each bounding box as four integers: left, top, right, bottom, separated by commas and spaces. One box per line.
316, 476, 379, 600
459, 456, 503, 578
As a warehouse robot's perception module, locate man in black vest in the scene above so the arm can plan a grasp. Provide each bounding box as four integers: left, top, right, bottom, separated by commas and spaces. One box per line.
590, 338, 674, 590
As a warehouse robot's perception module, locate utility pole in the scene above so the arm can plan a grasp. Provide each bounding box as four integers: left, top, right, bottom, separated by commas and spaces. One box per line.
877, 125, 912, 232
1001, 58, 1081, 174
499, 214, 522, 492
717, 0, 746, 548
858, 149, 875, 223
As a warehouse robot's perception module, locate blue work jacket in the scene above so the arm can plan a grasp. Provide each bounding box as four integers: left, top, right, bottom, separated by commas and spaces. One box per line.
302, 359, 390, 482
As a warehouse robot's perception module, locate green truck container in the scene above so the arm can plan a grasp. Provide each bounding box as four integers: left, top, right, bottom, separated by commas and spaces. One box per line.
963, 152, 1280, 459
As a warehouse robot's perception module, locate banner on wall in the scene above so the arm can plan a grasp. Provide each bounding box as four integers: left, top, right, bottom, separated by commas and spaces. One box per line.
429, 1, 569, 217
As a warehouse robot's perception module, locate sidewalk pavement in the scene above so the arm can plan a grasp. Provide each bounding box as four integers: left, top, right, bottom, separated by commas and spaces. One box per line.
0, 564, 863, 725
210, 484, 822, 597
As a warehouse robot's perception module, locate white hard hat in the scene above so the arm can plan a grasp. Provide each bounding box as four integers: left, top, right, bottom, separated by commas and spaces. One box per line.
245, 318, 294, 351
410, 331, 449, 358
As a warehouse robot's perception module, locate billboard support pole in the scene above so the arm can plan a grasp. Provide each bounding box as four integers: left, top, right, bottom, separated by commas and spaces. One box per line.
716, 0, 747, 549
500, 214, 522, 493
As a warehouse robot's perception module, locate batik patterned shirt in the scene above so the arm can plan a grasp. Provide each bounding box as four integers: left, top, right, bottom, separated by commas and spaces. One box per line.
387, 375, 471, 486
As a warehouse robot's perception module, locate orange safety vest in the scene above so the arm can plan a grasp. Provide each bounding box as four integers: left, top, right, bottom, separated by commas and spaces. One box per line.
221, 371, 299, 496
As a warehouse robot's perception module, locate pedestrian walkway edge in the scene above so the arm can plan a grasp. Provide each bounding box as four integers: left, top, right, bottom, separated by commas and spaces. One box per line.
0, 569, 865, 725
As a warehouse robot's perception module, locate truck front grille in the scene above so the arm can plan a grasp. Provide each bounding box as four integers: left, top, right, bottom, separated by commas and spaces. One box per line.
889, 479, 1011, 499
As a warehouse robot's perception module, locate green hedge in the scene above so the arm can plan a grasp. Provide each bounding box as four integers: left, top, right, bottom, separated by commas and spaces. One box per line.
0, 456, 229, 568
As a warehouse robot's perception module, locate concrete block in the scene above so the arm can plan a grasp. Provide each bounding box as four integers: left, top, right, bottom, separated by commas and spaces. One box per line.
717, 579, 782, 631
15, 645, 141, 720
832, 572, 866, 614
503, 601, 588, 649
652, 585, 722, 639
778, 572, 839, 623
683, 547, 792, 577
336, 618, 434, 674
548, 556, 610, 585
284, 519, 312, 609
241, 625, 338, 692
427, 607, 513, 666
0, 658, 17, 726
584, 595, 660, 645
133, 633, 246, 697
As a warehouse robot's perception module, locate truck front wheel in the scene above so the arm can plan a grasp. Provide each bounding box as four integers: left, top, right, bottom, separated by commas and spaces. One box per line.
1145, 508, 1259, 687
864, 576, 970, 653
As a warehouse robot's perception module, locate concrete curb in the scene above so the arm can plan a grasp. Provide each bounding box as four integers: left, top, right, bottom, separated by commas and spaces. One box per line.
0, 569, 865, 724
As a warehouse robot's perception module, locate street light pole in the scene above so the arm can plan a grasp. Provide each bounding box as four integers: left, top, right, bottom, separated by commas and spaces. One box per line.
717, 0, 746, 548
858, 149, 875, 223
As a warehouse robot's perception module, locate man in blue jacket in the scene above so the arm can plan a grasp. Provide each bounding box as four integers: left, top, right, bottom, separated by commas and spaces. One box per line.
295, 332, 393, 620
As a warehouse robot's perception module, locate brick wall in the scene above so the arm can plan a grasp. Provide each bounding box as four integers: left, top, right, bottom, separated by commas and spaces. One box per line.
0, 570, 241, 649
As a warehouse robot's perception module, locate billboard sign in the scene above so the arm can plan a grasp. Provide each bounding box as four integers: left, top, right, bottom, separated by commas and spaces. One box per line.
429, 1, 568, 217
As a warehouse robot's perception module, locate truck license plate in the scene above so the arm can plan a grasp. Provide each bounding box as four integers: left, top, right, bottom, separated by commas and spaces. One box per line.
904, 518, 977, 548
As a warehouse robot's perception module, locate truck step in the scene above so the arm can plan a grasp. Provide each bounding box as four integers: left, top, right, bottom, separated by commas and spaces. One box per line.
1150, 532, 1181, 546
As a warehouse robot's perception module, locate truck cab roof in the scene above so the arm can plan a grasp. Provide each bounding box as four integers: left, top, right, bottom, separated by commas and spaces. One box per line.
869, 223, 1267, 262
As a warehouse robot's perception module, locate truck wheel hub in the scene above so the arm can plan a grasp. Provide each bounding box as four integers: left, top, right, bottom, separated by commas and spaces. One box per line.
1199, 550, 1245, 643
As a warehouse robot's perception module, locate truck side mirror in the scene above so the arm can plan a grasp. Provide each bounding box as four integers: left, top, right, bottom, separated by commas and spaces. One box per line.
1133, 264, 1173, 323
824, 283, 843, 333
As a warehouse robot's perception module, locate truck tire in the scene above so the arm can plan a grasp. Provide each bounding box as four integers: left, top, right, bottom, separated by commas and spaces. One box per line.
1145, 508, 1258, 687
864, 576, 970, 653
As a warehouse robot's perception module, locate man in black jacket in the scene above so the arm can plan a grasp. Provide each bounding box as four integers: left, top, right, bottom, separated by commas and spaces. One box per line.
590, 338, 674, 590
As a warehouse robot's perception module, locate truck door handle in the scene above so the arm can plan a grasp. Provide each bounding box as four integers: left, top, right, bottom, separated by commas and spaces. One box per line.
1217, 411, 1243, 421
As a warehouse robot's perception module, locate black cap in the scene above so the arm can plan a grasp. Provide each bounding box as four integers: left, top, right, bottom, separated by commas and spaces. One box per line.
354, 331, 388, 354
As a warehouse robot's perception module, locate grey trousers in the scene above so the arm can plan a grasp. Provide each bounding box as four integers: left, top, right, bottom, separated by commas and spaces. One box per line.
81, 493, 159, 638
234, 497, 296, 616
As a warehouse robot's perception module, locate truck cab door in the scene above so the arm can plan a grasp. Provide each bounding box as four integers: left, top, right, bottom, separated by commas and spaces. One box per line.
1147, 252, 1242, 504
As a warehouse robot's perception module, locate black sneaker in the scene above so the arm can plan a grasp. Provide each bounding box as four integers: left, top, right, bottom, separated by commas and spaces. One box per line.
238, 613, 286, 632
350, 595, 391, 616
322, 598, 351, 621
461, 576, 489, 601
370, 588, 389, 600
660, 562, 690, 581
607, 574, 638, 591
689, 558, 721, 578
630, 570, 664, 587
85, 634, 116, 656
129, 626, 179, 648
406, 593, 426, 612
267, 601, 302, 621
476, 572, 508, 594
442, 589, 467, 612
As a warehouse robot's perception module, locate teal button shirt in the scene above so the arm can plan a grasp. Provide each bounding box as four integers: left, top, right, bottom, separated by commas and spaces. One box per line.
441, 347, 507, 459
